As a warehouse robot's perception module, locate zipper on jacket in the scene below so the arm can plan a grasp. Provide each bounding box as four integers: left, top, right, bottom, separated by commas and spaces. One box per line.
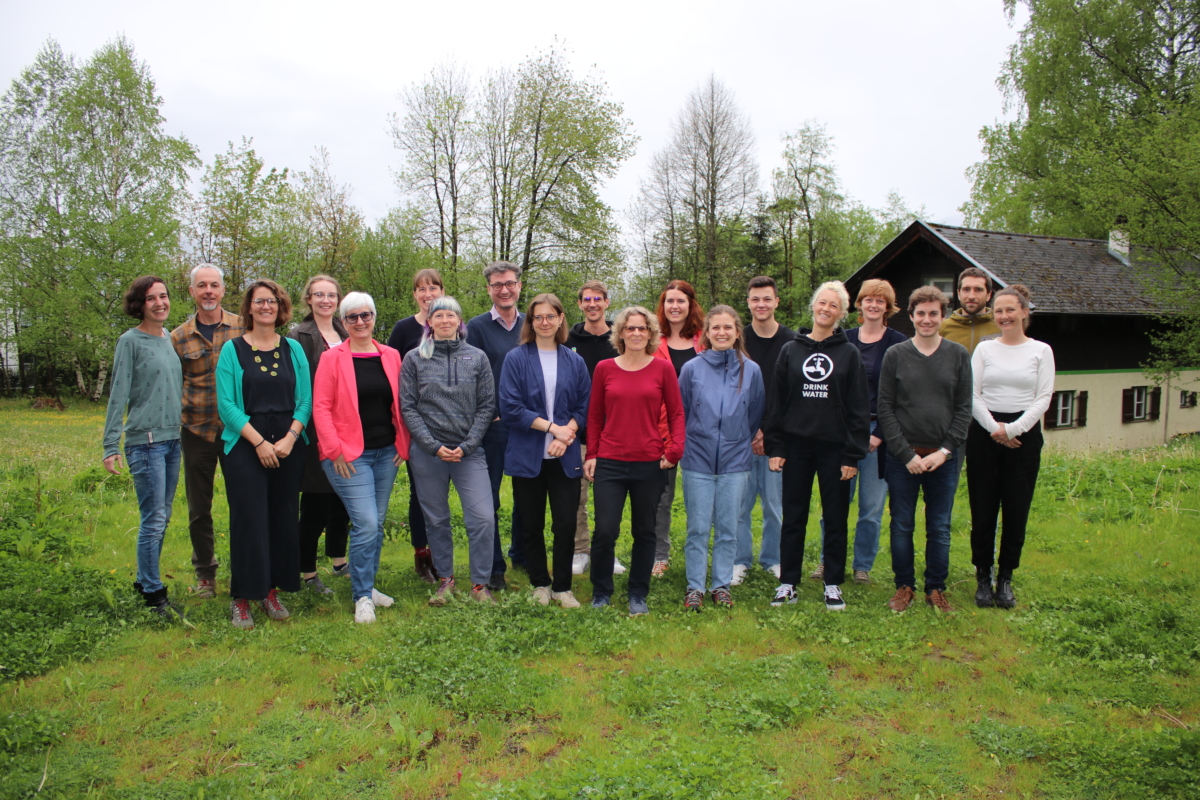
714, 352, 728, 474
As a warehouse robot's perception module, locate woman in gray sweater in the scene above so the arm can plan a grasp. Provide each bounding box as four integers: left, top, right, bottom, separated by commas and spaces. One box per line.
102, 275, 184, 619
400, 296, 497, 606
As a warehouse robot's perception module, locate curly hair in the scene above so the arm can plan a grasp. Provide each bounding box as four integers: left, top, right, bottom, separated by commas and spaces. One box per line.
123, 275, 168, 320
610, 306, 660, 355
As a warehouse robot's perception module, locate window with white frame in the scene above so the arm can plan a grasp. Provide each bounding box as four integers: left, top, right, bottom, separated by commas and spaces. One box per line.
1054, 391, 1074, 427
926, 277, 955, 296
1122, 386, 1160, 423
1132, 387, 1147, 419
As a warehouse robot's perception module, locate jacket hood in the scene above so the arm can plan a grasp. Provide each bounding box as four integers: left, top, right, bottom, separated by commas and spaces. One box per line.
793, 328, 849, 351
948, 307, 994, 324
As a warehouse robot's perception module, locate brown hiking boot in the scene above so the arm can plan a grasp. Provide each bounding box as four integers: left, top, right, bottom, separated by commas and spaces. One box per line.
925, 589, 953, 613
414, 547, 437, 584
887, 586, 915, 612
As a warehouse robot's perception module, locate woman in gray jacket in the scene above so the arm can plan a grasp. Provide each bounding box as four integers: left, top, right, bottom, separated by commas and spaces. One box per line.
400, 296, 497, 606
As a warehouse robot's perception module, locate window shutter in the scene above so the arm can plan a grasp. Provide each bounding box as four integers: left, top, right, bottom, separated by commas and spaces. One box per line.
1149, 387, 1162, 421
1076, 391, 1088, 428
1044, 396, 1059, 430
1190, 392, 1198, 409
1122, 388, 1135, 423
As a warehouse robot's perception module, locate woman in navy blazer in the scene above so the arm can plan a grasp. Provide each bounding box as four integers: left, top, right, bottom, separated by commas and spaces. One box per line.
499, 293, 591, 608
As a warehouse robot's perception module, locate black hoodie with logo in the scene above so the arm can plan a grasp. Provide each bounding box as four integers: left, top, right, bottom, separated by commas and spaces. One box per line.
763, 329, 871, 468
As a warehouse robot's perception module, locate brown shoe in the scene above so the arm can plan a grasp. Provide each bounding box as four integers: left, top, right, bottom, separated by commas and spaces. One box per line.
887, 586, 915, 612
414, 547, 437, 584
925, 589, 953, 613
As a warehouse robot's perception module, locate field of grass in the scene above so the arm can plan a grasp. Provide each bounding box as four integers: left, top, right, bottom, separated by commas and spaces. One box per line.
0, 398, 1197, 799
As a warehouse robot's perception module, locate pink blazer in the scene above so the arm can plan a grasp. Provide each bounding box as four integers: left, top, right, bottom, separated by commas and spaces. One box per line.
312, 340, 411, 463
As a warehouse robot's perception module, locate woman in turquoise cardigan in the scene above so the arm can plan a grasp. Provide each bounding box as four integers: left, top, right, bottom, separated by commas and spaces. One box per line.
216, 279, 312, 630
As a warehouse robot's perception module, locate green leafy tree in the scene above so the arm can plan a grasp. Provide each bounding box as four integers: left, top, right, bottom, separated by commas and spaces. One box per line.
0, 37, 196, 397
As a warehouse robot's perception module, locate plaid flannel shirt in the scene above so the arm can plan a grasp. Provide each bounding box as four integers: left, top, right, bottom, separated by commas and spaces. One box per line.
171, 310, 246, 442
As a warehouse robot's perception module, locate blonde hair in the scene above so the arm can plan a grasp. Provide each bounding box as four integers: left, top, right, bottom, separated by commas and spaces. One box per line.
810, 281, 851, 321
610, 306, 660, 355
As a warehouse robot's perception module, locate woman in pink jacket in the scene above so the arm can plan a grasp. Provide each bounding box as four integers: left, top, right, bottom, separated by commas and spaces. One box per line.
312, 292, 411, 624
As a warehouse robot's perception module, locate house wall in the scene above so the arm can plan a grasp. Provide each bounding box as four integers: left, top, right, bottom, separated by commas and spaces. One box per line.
1044, 369, 1200, 451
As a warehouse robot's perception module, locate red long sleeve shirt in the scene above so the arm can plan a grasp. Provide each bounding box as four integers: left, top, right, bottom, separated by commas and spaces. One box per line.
586, 358, 685, 464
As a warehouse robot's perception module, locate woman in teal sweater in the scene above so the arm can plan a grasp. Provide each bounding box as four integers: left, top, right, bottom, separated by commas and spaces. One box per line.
216, 280, 312, 630
102, 276, 184, 619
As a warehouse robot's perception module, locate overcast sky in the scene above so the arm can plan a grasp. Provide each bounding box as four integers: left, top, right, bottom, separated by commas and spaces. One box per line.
3, 0, 1028, 234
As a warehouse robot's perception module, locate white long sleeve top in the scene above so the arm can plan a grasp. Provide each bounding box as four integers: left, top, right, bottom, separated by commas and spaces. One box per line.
971, 338, 1056, 437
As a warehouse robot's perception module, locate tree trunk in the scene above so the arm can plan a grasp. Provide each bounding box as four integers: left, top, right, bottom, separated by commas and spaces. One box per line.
92, 362, 107, 402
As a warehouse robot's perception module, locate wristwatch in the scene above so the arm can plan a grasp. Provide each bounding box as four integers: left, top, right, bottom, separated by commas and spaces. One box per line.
938, 447, 952, 457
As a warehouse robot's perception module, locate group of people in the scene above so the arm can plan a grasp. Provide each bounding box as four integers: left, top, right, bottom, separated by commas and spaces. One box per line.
102, 259, 1053, 625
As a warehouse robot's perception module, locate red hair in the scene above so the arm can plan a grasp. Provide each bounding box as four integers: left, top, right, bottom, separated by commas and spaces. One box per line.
656, 280, 705, 340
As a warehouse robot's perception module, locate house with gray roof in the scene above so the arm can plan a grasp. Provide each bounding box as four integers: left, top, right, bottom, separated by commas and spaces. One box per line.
845, 221, 1199, 451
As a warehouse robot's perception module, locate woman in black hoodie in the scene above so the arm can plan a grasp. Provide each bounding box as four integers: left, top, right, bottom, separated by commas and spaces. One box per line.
764, 281, 870, 611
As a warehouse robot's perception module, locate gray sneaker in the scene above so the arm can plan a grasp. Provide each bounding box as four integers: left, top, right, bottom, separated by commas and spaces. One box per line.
230, 598, 254, 630
258, 589, 290, 620
305, 575, 335, 596
628, 596, 648, 616
591, 594, 611, 609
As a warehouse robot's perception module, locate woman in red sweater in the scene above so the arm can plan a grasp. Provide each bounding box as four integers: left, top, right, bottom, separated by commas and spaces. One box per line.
584, 306, 685, 616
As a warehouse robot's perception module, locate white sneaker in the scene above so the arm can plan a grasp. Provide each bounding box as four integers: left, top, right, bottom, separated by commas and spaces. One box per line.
552, 590, 581, 609
371, 588, 394, 608
730, 564, 748, 586
571, 553, 590, 575
354, 597, 376, 623
531, 586, 552, 605
613, 557, 626, 575
766, 564, 781, 580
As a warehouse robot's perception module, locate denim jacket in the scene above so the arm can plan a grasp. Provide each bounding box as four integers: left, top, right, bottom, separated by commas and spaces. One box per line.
678, 348, 765, 475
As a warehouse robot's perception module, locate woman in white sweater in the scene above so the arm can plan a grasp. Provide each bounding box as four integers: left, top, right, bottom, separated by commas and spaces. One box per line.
967, 284, 1054, 609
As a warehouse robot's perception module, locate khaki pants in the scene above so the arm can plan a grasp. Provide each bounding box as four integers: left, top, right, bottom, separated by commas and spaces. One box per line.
574, 477, 591, 554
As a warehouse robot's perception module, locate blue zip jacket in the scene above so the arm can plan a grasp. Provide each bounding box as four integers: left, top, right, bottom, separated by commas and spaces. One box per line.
499, 342, 591, 479
678, 348, 765, 475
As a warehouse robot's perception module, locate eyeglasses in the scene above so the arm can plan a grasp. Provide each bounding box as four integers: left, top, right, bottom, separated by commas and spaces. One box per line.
580, 296, 606, 303
309, 291, 337, 300
532, 314, 559, 324
344, 312, 375, 324
488, 280, 520, 291
624, 325, 648, 333
251, 298, 278, 307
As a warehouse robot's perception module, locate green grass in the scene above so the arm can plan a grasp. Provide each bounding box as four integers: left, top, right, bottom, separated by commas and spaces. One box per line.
0, 397, 1197, 798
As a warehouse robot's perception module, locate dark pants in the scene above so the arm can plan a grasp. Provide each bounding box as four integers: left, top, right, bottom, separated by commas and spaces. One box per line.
780, 437, 851, 586
405, 460, 429, 550
180, 427, 223, 581
224, 432, 305, 601
513, 460, 581, 593
481, 420, 525, 577
967, 414, 1043, 574
298, 491, 350, 573
590, 459, 666, 600
886, 449, 962, 593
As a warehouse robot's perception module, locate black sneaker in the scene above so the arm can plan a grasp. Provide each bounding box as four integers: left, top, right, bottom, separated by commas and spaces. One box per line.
488, 573, 508, 592
305, 575, 335, 596
331, 562, 349, 578
683, 589, 703, 612
770, 584, 797, 607
591, 594, 611, 609
824, 584, 846, 611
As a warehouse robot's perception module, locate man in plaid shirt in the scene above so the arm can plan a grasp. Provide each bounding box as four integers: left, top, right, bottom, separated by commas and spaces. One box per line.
171, 264, 245, 599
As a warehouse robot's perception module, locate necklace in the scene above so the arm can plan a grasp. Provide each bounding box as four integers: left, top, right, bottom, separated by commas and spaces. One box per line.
250, 337, 282, 376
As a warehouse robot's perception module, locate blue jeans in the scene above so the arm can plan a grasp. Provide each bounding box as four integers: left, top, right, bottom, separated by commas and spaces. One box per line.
481, 420, 524, 577
127, 439, 181, 594
819, 422, 889, 572
323, 447, 399, 601
683, 469, 750, 592
736, 454, 782, 569
886, 450, 962, 593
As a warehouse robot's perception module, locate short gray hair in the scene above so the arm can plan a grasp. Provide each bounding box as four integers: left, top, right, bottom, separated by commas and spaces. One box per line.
483, 260, 522, 282
190, 263, 224, 285
339, 291, 376, 318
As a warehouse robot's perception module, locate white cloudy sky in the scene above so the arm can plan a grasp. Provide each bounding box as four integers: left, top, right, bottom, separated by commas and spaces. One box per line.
3, 0, 1028, 232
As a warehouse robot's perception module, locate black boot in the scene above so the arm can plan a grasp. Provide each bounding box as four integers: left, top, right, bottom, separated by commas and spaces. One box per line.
994, 572, 1016, 609
974, 568, 995, 608
140, 583, 180, 620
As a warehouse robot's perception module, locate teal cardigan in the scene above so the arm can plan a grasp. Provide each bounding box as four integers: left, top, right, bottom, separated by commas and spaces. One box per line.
215, 336, 312, 455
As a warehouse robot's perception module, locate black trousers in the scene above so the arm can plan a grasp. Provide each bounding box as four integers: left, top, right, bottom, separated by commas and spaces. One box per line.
780, 436, 851, 586
590, 459, 666, 599
225, 435, 305, 600
967, 413, 1043, 573
405, 460, 429, 549
180, 427, 223, 580
298, 491, 350, 573
513, 459, 581, 593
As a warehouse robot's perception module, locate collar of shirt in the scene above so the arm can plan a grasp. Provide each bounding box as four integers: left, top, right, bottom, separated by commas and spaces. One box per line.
489, 305, 520, 332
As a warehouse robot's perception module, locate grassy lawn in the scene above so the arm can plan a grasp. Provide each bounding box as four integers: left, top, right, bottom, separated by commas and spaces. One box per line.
0, 398, 1197, 799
